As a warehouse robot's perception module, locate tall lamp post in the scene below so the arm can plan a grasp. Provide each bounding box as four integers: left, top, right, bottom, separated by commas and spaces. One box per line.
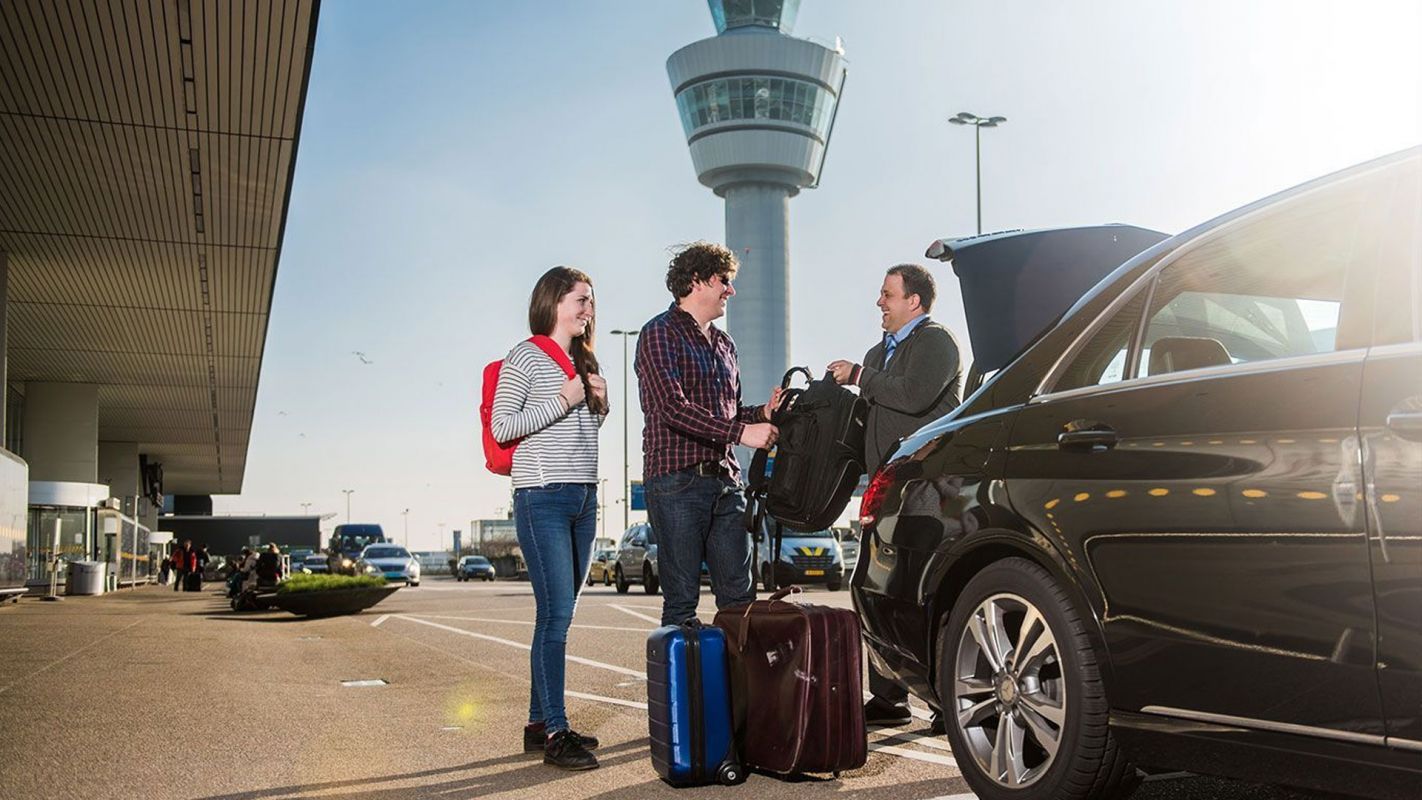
402, 508, 410, 547
948, 111, 1007, 235
300, 502, 312, 516
608, 329, 639, 533
341, 489, 354, 523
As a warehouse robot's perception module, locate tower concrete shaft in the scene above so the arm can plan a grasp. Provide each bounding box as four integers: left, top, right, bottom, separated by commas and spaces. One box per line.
725, 183, 790, 405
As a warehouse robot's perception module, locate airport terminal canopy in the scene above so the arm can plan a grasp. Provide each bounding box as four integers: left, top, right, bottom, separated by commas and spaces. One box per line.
709, 0, 800, 34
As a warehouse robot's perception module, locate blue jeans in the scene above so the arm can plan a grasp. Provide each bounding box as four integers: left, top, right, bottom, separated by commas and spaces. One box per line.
514, 483, 597, 733
645, 470, 755, 625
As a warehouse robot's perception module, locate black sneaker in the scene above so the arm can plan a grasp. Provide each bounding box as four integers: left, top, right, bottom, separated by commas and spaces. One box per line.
544, 729, 600, 770
863, 696, 913, 727
523, 723, 599, 753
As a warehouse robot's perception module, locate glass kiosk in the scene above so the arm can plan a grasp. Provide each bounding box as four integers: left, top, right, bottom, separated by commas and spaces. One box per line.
26, 481, 109, 589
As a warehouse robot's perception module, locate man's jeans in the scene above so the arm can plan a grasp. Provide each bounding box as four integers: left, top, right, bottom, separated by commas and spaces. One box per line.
645, 470, 755, 625
514, 483, 597, 733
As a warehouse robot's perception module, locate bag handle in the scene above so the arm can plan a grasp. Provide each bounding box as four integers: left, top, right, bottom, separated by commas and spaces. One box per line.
768, 585, 803, 603
780, 366, 813, 389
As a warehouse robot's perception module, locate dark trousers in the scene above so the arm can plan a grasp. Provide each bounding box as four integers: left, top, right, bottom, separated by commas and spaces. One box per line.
645, 469, 755, 626
868, 658, 910, 705
173, 570, 186, 591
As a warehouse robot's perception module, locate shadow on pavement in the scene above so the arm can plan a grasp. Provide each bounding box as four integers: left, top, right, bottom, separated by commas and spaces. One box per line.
199, 740, 648, 800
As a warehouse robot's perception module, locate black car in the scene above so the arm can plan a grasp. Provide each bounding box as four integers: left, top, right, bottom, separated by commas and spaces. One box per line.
851, 147, 1421, 800
457, 555, 496, 582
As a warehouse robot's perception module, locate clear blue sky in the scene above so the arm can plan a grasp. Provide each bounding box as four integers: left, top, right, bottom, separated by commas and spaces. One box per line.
215, 1, 1422, 551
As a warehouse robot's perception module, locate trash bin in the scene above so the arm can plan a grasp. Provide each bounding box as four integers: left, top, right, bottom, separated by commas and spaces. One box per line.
66, 561, 106, 596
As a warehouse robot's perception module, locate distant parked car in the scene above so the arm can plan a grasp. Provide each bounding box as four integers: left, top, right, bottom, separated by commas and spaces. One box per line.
301, 553, 328, 574
457, 555, 496, 582
586, 548, 616, 586
358, 544, 420, 586
613, 523, 658, 594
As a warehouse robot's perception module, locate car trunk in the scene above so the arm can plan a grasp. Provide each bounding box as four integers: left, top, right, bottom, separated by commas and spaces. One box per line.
926, 225, 1168, 389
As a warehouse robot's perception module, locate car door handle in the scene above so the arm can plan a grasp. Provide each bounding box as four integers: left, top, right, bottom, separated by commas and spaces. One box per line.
1058, 427, 1119, 451
1386, 411, 1422, 442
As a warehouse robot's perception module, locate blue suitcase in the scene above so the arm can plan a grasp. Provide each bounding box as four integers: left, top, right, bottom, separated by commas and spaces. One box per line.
647, 621, 746, 786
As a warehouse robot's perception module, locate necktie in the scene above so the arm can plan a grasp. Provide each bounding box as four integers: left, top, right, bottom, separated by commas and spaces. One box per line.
883, 333, 898, 367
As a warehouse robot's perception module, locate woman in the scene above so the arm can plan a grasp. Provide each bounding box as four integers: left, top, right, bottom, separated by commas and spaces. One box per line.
490, 266, 609, 771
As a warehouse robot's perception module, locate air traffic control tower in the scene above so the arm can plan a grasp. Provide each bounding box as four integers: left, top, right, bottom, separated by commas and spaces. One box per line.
667, 1, 847, 407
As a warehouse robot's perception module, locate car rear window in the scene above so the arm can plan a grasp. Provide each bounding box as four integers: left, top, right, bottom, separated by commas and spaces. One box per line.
365, 547, 407, 559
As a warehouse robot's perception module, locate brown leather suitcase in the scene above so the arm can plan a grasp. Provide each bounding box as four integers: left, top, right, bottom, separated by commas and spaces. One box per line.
714, 587, 867, 775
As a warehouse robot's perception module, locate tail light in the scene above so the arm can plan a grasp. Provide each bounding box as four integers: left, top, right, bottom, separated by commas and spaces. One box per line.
859, 461, 901, 527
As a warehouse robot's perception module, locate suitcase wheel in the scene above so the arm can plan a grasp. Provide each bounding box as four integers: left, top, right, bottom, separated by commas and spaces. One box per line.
717, 761, 746, 786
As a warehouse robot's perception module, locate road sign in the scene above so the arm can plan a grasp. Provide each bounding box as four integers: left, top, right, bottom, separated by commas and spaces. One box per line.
630, 481, 646, 511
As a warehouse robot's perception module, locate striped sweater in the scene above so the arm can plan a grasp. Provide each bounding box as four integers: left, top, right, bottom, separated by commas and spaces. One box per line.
490, 340, 604, 488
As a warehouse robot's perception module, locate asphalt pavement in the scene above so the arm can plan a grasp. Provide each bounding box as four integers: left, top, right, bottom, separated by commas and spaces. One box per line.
0, 576, 1332, 799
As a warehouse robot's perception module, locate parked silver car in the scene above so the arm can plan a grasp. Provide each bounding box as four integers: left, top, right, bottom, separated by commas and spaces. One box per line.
613, 523, 658, 594
358, 544, 420, 586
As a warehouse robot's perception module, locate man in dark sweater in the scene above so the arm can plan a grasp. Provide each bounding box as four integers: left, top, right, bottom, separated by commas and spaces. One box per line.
828, 263, 962, 730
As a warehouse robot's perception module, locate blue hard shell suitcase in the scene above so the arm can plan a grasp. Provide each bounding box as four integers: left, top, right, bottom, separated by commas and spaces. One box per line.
647, 621, 746, 786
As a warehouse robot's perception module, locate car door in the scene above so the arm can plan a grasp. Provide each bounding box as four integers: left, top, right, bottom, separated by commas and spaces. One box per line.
1359, 156, 1422, 749
1008, 161, 1399, 740
619, 526, 646, 579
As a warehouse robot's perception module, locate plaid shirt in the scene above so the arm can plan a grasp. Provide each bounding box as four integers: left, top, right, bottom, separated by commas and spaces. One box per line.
636, 303, 766, 480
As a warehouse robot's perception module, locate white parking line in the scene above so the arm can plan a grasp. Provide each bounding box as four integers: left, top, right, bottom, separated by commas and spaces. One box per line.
608, 604, 662, 626
370, 615, 390, 627
393, 615, 647, 679
922, 794, 977, 800
382, 613, 962, 772
868, 742, 959, 767
405, 613, 650, 633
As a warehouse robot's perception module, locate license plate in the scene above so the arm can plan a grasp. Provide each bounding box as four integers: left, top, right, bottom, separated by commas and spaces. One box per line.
804, 569, 824, 576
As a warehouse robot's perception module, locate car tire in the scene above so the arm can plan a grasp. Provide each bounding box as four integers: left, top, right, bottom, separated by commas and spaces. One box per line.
586, 573, 594, 587
937, 557, 1137, 800
643, 564, 659, 595
615, 565, 630, 594
827, 580, 843, 591
603, 570, 611, 587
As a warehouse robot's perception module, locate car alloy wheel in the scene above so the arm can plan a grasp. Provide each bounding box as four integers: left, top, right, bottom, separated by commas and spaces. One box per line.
615, 565, 629, 594
953, 591, 1064, 788
938, 557, 1136, 800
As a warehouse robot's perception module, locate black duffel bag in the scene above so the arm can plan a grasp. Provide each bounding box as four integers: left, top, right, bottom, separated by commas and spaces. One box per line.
745, 367, 868, 534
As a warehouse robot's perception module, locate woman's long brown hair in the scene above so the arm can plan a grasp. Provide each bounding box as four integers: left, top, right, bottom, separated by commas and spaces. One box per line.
528, 266, 607, 416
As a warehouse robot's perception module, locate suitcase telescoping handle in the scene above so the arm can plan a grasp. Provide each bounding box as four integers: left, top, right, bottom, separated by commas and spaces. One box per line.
733, 585, 804, 649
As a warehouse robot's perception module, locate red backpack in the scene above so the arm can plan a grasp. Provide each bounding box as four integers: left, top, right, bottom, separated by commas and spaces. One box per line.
481, 335, 577, 475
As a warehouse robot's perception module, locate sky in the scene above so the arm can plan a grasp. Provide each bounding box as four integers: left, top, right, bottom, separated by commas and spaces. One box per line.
214, 0, 1422, 551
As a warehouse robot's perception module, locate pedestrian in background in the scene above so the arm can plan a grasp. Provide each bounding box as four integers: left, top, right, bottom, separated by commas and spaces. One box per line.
490, 266, 609, 771
171, 541, 191, 592
827, 263, 961, 731
635, 241, 782, 627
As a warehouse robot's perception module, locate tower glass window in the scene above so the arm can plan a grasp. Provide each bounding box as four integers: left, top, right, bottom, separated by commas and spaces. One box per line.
709, 0, 801, 34
676, 76, 837, 141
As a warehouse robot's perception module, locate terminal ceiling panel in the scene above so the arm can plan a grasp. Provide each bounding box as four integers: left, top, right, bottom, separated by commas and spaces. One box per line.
0, 0, 320, 494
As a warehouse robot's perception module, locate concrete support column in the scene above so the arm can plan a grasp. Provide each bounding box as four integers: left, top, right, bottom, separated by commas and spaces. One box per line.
1, 250, 8, 445
724, 182, 792, 406
22, 382, 99, 483
98, 441, 140, 501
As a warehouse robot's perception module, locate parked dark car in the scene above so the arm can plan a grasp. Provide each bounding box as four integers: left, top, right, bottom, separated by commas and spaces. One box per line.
457, 555, 495, 582
851, 147, 1421, 800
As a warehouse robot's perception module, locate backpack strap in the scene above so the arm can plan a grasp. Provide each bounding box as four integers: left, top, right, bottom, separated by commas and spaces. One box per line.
527, 335, 577, 379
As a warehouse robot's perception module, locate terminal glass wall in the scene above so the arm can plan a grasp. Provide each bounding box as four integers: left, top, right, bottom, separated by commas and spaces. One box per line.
26, 507, 93, 584
0, 450, 25, 589
675, 76, 836, 140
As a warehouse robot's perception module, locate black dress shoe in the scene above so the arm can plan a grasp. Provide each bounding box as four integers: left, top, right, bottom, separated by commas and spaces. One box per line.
863, 696, 913, 727
544, 729, 600, 770
524, 723, 599, 753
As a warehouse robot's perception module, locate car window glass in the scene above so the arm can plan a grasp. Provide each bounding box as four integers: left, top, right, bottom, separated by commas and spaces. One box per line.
1140, 169, 1389, 376
1372, 160, 1422, 345
1054, 289, 1149, 392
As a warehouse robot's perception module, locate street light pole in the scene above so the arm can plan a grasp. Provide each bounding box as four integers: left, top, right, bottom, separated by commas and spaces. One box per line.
402, 508, 410, 547
609, 329, 639, 533
948, 111, 1007, 235
341, 489, 354, 523
300, 502, 312, 516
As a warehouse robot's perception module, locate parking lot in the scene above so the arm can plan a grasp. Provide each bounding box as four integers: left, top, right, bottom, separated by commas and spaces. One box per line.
0, 576, 1328, 799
